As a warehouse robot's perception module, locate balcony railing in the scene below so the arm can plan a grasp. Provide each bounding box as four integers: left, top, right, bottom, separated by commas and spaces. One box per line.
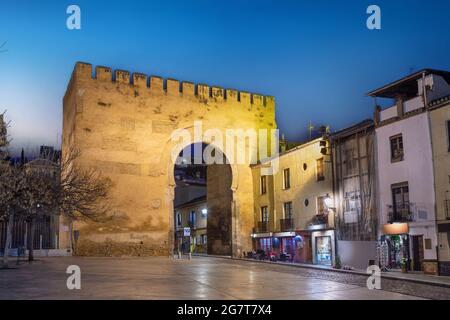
279, 218, 294, 231
310, 214, 328, 226
254, 221, 269, 233
387, 203, 414, 223
188, 222, 196, 229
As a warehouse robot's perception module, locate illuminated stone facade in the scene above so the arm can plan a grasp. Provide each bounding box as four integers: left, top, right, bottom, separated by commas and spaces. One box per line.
61, 62, 276, 257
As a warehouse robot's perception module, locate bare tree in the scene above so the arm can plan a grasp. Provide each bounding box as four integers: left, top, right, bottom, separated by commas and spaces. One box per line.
19, 148, 112, 261
57, 148, 112, 222
1, 119, 111, 263
0, 166, 26, 267
20, 160, 59, 261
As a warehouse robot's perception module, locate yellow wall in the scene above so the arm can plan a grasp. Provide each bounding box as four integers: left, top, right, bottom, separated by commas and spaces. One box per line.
429, 103, 450, 261
252, 138, 333, 232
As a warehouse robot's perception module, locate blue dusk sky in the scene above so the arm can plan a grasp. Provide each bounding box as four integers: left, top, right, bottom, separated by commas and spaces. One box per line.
1, 0, 450, 154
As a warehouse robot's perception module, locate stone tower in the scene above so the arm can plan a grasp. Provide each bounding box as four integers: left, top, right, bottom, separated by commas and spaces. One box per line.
61, 62, 276, 257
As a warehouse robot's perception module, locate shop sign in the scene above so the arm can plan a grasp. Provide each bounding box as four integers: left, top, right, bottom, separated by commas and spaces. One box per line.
251, 232, 272, 238
307, 224, 327, 231
273, 232, 296, 237
382, 223, 408, 235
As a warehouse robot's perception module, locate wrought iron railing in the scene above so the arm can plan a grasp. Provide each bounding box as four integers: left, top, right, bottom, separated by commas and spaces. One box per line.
254, 221, 268, 233
279, 218, 294, 231
188, 221, 196, 230
311, 214, 328, 226
387, 202, 414, 223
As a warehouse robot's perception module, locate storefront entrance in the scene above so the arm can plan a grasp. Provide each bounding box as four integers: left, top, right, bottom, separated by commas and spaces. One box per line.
315, 236, 332, 265
384, 234, 410, 269
411, 235, 424, 271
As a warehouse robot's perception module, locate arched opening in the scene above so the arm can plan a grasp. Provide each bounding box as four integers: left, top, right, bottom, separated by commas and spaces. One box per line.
172, 143, 233, 256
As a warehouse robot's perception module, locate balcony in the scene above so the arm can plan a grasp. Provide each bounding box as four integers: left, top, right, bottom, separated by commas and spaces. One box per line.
387, 203, 414, 223
307, 214, 329, 231
254, 221, 269, 233
188, 222, 196, 230
379, 96, 425, 122
279, 218, 294, 232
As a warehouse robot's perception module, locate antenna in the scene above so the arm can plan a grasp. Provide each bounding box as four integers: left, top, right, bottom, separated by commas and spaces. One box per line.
0, 41, 7, 53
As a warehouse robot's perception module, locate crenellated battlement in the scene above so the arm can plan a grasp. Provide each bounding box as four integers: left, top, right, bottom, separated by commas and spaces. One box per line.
73, 62, 274, 107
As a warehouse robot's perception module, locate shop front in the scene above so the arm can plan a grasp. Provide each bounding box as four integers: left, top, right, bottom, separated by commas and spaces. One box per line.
252, 231, 312, 263
272, 232, 296, 262
310, 229, 336, 266
379, 223, 410, 270
252, 232, 272, 256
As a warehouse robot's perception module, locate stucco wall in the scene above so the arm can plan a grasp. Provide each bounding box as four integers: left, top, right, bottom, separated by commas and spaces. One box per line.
251, 139, 333, 232
375, 112, 437, 260
337, 240, 376, 270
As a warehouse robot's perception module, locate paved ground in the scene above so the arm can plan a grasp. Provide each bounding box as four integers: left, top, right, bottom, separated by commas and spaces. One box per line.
0, 256, 427, 300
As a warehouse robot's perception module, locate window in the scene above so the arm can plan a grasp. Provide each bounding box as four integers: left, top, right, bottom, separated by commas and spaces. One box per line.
260, 175, 267, 195
390, 134, 404, 162
391, 182, 410, 221
283, 202, 293, 220
316, 158, 325, 181
261, 206, 269, 222
317, 196, 328, 215
447, 120, 450, 152
343, 191, 361, 224
344, 191, 361, 213
201, 234, 207, 245
189, 210, 196, 227
176, 212, 182, 226
283, 168, 290, 189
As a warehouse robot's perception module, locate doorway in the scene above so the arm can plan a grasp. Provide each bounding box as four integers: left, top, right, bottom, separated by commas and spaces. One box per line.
173, 143, 233, 256
411, 235, 424, 271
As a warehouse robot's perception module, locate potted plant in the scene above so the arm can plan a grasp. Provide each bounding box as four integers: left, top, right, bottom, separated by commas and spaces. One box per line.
334, 255, 342, 269
400, 257, 408, 273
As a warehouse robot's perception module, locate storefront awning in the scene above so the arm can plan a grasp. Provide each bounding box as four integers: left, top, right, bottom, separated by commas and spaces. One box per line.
383, 223, 409, 235
251, 232, 272, 239
273, 232, 296, 238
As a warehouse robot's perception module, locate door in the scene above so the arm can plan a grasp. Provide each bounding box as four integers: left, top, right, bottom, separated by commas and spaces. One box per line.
315, 236, 332, 266
412, 235, 424, 271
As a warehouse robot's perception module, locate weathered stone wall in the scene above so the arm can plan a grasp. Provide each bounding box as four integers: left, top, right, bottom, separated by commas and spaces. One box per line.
207, 164, 233, 255
61, 62, 277, 257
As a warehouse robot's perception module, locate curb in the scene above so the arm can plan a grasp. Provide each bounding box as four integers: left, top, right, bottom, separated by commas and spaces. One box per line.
192, 253, 450, 289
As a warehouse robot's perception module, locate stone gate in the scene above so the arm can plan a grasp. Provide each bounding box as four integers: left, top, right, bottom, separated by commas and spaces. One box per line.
61, 62, 276, 257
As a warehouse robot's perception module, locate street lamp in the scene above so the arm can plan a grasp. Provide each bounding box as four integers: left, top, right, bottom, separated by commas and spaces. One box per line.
324, 195, 336, 211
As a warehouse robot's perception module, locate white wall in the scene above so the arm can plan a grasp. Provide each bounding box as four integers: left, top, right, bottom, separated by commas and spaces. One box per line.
376, 112, 437, 260
337, 240, 377, 270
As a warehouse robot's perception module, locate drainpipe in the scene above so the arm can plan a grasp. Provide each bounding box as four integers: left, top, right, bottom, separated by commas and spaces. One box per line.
329, 135, 338, 266
422, 72, 428, 107
424, 73, 439, 272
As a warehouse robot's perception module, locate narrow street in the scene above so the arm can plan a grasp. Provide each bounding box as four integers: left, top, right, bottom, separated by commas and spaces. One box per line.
0, 256, 441, 300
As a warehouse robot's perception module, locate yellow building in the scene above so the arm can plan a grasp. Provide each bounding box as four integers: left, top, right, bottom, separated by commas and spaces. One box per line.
174, 195, 208, 254
251, 138, 335, 265
428, 98, 450, 275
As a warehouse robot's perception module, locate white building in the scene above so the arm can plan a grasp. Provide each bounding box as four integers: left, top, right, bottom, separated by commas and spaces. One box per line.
370, 69, 450, 274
